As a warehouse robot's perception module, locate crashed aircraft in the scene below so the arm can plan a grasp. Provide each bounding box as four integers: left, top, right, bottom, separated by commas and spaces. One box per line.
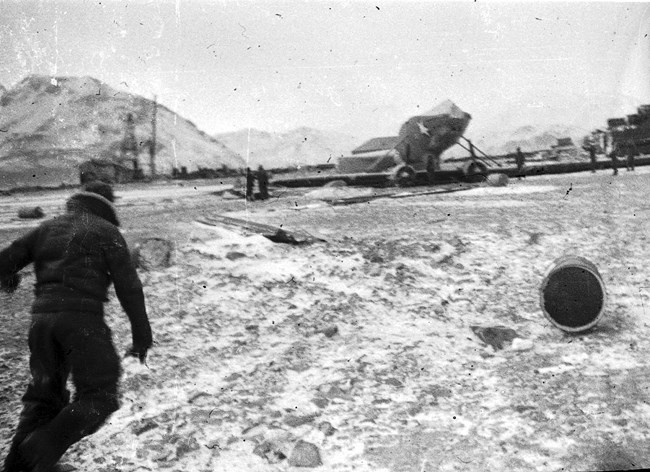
337, 100, 483, 185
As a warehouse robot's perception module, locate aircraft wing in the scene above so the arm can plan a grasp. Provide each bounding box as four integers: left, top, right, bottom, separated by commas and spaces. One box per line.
351, 136, 401, 154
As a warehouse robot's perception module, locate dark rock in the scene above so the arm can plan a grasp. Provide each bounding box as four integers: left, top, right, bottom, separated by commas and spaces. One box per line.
470, 325, 518, 351
132, 419, 158, 436
288, 440, 322, 467
225, 251, 247, 261
253, 440, 287, 464
176, 437, 200, 458
284, 413, 319, 428
382, 377, 403, 388
132, 238, 174, 270
311, 397, 329, 409
224, 372, 242, 382
17, 207, 44, 219
320, 384, 351, 401
318, 421, 336, 436
372, 398, 391, 405
316, 325, 338, 338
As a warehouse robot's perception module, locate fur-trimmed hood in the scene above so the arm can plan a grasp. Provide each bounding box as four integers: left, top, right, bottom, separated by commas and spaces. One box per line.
66, 191, 120, 226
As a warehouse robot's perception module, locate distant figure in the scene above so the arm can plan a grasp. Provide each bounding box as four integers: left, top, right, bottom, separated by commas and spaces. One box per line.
245, 167, 256, 201
515, 147, 525, 179
426, 154, 437, 185
626, 148, 636, 171
609, 148, 619, 176
589, 145, 597, 173
257, 165, 269, 200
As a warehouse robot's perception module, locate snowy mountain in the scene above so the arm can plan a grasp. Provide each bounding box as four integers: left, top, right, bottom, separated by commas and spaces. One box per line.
214, 127, 359, 169
0, 75, 244, 188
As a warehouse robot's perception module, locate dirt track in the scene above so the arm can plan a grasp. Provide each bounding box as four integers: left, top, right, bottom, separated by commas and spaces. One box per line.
2, 169, 650, 471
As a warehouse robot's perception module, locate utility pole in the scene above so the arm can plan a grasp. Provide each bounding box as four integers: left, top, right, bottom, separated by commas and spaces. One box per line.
150, 95, 157, 177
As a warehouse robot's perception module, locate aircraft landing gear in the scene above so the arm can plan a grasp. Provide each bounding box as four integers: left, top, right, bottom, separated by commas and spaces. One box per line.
392, 165, 416, 187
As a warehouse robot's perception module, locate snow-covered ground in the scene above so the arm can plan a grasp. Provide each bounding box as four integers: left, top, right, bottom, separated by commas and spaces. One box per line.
1, 169, 650, 471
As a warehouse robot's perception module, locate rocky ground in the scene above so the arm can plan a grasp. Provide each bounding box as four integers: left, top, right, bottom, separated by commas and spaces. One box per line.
1, 168, 650, 471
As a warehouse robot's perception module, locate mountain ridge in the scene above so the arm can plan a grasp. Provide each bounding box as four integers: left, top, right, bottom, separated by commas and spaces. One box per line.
214, 127, 359, 169
0, 75, 244, 188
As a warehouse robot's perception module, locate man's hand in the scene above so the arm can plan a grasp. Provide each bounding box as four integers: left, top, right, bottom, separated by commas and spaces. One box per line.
125, 345, 149, 364
0, 273, 21, 293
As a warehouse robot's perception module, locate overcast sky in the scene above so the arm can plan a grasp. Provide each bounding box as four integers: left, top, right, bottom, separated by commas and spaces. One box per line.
0, 1, 649, 140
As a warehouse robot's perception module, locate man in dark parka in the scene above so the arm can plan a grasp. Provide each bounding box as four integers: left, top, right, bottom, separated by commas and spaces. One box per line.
257, 165, 269, 200
609, 147, 619, 175
515, 147, 525, 179
626, 146, 636, 171
589, 144, 597, 173
1, 182, 152, 472
245, 167, 256, 201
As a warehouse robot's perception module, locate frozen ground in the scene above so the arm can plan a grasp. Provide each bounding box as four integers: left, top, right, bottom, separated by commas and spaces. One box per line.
1, 168, 650, 471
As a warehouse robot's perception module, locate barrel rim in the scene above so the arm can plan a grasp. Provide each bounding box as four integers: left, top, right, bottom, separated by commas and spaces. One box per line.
539, 256, 607, 333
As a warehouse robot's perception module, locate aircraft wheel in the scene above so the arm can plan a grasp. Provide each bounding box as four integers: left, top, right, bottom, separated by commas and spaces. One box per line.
393, 166, 416, 187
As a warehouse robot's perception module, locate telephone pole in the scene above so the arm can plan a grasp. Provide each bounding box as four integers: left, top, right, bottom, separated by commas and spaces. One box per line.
150, 95, 157, 177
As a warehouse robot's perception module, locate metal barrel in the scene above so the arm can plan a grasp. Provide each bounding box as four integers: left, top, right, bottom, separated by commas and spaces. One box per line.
539, 255, 607, 332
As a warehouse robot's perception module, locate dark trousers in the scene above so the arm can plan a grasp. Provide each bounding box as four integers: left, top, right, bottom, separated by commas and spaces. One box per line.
4, 312, 121, 472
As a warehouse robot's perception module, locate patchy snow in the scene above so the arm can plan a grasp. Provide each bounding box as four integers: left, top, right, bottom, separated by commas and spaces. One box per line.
2, 170, 650, 471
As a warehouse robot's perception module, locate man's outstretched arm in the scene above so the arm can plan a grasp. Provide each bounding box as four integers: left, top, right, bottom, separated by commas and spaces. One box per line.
0, 229, 38, 292
104, 231, 152, 362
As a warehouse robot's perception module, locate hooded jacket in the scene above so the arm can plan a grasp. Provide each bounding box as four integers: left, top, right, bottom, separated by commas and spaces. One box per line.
0, 192, 152, 349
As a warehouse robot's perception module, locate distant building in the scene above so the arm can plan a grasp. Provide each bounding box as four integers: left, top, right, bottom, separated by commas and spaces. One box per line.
606, 104, 650, 155
79, 159, 136, 184
550, 137, 579, 160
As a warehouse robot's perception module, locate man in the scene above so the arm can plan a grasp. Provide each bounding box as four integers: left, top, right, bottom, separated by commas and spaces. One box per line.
626, 147, 636, 171
1, 182, 152, 472
609, 147, 619, 176
245, 167, 256, 201
515, 147, 525, 179
257, 165, 269, 200
589, 144, 597, 173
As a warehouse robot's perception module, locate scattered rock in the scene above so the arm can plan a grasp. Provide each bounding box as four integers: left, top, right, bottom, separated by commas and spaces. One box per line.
420, 385, 452, 399
224, 372, 243, 382
470, 325, 518, 351
319, 383, 352, 401
225, 251, 247, 260
316, 325, 338, 338
372, 398, 391, 405
253, 441, 286, 463
382, 377, 404, 388
407, 402, 424, 416
132, 238, 174, 270
175, 437, 200, 458
288, 440, 322, 468
132, 418, 158, 436
318, 421, 336, 436
368, 254, 384, 263
311, 397, 329, 409
252, 431, 294, 464
17, 206, 44, 219
284, 413, 319, 428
